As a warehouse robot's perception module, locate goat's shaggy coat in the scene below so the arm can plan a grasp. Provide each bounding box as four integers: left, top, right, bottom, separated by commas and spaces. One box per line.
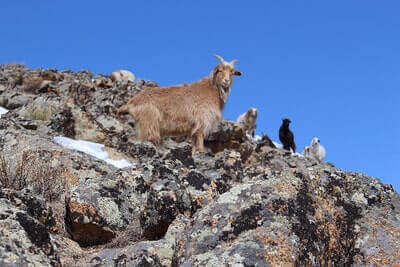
237, 107, 258, 137
117, 55, 242, 154
279, 118, 296, 152
310, 137, 326, 162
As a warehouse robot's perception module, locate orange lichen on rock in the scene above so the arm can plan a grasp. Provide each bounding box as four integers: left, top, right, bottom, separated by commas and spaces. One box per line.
256, 228, 297, 265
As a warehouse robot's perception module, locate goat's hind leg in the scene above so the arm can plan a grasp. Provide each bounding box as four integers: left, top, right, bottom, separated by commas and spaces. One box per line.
131, 105, 162, 145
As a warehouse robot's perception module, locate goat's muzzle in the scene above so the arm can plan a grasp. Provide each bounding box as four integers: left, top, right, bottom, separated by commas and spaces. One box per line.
222, 79, 230, 90
222, 84, 230, 93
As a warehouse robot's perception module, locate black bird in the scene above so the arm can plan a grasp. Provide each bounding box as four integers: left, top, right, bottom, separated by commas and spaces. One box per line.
279, 118, 296, 152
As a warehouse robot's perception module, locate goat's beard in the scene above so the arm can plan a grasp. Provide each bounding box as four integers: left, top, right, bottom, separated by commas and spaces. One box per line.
218, 85, 230, 103
210, 73, 230, 103
222, 84, 230, 93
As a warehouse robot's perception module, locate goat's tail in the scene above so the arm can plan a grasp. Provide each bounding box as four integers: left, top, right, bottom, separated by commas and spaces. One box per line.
117, 104, 129, 115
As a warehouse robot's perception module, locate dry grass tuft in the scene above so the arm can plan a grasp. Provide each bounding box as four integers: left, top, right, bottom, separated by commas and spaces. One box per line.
0, 150, 69, 202
103, 226, 144, 249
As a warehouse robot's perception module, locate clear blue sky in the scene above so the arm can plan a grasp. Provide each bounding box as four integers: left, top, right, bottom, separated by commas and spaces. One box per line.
1, 1, 399, 192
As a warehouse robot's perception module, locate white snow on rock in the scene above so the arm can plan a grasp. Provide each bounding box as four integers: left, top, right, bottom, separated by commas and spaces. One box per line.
53, 136, 133, 169
272, 141, 283, 149
0, 106, 8, 117
272, 140, 301, 156
251, 134, 262, 141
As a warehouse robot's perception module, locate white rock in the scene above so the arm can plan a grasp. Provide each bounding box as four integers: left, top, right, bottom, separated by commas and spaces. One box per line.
110, 70, 135, 83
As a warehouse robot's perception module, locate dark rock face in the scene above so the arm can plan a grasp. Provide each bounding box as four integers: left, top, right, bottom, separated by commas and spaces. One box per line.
0, 65, 399, 265
0, 196, 60, 266
50, 108, 76, 138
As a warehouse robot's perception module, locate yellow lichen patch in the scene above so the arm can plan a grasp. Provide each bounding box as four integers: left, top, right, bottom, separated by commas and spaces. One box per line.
194, 194, 205, 206
203, 181, 218, 202
316, 213, 343, 259
256, 228, 296, 265
271, 180, 297, 199
61, 170, 79, 186
192, 181, 220, 208
377, 218, 400, 240
362, 216, 400, 265
365, 251, 400, 265
183, 210, 192, 217
295, 174, 360, 264
267, 201, 289, 214
69, 201, 96, 217
102, 146, 124, 160
209, 216, 219, 229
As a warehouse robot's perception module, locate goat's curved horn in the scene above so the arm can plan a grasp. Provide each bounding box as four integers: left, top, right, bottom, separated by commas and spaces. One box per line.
229, 59, 239, 66
214, 54, 225, 63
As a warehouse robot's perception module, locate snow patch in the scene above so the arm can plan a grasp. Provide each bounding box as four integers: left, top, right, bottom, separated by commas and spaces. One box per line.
53, 136, 133, 169
247, 133, 262, 141
0, 106, 8, 117
272, 141, 283, 149
272, 140, 301, 156
252, 134, 262, 141
252, 135, 302, 156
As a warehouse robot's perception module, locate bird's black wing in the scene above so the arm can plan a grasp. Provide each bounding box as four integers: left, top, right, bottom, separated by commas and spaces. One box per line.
279, 127, 285, 143
288, 131, 296, 152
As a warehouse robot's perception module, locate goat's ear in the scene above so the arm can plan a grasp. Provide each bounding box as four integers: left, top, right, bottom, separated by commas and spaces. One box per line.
233, 70, 242, 76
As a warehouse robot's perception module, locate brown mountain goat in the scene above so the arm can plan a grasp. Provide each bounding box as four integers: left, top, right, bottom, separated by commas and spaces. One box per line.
117, 54, 242, 154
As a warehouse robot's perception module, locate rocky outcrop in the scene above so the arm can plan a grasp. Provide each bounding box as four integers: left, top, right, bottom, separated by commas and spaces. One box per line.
0, 64, 399, 266
174, 157, 400, 265
81, 214, 189, 266
0, 189, 61, 266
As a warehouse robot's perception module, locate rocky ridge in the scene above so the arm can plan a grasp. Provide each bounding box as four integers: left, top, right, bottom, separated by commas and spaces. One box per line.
0, 63, 399, 266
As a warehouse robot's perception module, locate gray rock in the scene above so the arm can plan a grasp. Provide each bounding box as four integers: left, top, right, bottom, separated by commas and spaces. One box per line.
82, 214, 189, 266
0, 198, 60, 266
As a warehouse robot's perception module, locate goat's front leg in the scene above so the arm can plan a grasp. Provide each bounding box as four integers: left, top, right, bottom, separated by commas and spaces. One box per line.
191, 131, 205, 155
196, 131, 205, 153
